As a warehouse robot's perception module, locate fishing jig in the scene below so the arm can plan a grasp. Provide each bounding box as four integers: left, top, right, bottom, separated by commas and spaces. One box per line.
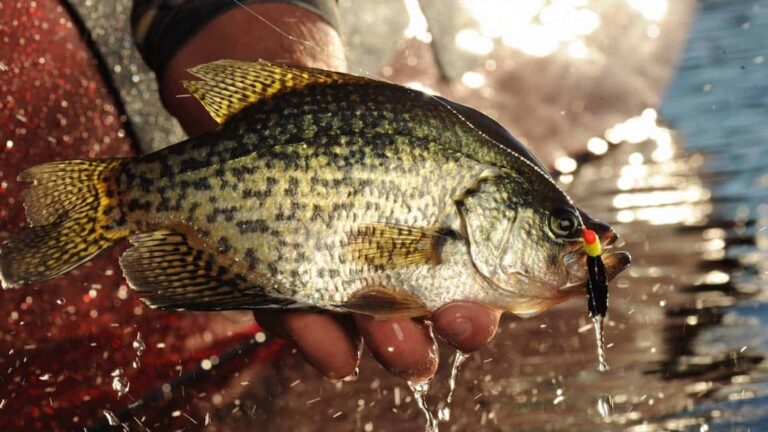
582, 227, 608, 318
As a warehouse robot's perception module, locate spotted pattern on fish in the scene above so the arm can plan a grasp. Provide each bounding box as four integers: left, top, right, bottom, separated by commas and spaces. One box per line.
1, 61, 630, 318
115, 82, 512, 306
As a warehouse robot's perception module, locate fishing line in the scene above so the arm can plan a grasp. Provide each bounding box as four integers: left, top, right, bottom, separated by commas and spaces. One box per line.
229, 0, 613, 372
226, 1, 602, 284
228, 0, 390, 83
226, 0, 582, 215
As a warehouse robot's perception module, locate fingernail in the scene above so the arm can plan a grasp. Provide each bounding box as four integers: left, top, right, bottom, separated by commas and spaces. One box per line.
444, 317, 473, 341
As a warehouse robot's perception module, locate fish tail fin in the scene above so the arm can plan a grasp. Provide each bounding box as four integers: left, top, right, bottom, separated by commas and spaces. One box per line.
0, 159, 129, 288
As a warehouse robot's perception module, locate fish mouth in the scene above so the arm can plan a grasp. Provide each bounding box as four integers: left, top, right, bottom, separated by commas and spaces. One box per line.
559, 213, 629, 292
581, 212, 620, 248
562, 247, 631, 293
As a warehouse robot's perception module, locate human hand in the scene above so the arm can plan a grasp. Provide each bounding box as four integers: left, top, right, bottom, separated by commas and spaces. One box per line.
158, 3, 503, 383
255, 303, 501, 382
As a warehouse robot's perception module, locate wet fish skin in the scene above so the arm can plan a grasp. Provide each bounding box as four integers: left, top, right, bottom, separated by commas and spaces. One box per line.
117, 81, 504, 309
0, 60, 629, 317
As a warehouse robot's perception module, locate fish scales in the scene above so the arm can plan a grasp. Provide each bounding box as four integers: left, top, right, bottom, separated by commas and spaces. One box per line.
117, 82, 496, 308
0, 60, 630, 319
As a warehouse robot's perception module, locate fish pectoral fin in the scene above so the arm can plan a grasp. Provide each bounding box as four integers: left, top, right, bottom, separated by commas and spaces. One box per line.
348, 223, 443, 270
182, 59, 370, 124
340, 287, 429, 318
120, 230, 291, 311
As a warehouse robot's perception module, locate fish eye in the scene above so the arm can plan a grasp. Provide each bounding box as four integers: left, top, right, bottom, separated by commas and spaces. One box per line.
549, 208, 580, 239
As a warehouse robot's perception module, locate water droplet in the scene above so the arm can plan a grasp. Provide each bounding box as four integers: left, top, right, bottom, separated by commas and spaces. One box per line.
342, 367, 359, 382
446, 351, 468, 404
437, 405, 450, 422
132, 332, 146, 355
438, 351, 469, 422
103, 409, 120, 426
111, 368, 130, 398
408, 381, 438, 432
592, 316, 609, 372
55, 298, 65, 305
597, 394, 613, 418
132, 332, 146, 368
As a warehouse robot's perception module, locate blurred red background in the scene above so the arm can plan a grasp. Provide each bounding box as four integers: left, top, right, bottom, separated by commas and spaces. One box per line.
0, 2, 287, 430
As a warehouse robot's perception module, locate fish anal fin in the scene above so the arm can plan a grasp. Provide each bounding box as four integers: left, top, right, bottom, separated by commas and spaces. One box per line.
120, 229, 290, 311
348, 223, 442, 270
341, 287, 429, 318
182, 59, 369, 124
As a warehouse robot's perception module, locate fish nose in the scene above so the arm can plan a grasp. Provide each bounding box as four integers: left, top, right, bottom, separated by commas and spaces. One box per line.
579, 212, 618, 246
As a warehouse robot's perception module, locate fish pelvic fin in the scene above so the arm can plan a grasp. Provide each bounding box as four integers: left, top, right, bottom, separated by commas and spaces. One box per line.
182, 59, 370, 124
0, 159, 129, 288
120, 230, 292, 311
340, 287, 429, 318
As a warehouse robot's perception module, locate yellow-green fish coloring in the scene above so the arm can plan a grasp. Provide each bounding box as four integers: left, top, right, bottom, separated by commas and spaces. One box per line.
0, 60, 630, 318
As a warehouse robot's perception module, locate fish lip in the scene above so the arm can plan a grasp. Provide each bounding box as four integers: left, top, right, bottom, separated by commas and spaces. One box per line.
579, 212, 619, 247
560, 250, 632, 293
603, 229, 618, 247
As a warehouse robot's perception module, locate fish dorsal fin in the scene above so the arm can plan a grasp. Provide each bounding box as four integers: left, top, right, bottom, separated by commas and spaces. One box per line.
347, 223, 442, 270
120, 229, 294, 311
341, 287, 429, 318
182, 59, 369, 124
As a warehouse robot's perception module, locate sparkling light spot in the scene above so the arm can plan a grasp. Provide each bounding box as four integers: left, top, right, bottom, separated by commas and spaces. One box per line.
404, 0, 432, 43
455, 28, 494, 55
461, 71, 486, 89
405, 82, 438, 95
567, 39, 589, 58
587, 137, 609, 155
554, 156, 577, 173
627, 0, 668, 21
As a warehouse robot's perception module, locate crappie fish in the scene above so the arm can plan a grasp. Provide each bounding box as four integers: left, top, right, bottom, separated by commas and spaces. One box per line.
0, 60, 630, 318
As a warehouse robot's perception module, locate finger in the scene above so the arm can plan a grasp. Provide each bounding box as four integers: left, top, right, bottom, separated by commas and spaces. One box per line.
253, 311, 287, 338
354, 315, 438, 383
280, 312, 362, 380
432, 302, 501, 353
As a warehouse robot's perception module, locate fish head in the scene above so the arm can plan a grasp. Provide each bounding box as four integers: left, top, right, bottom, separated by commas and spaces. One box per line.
459, 177, 630, 315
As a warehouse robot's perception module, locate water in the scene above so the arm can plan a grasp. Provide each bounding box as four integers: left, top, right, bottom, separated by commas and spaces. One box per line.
446, 351, 468, 404
409, 381, 439, 432
102, 410, 120, 426
111, 368, 130, 398
437, 350, 469, 422
597, 394, 614, 419
341, 367, 360, 382
131, 332, 145, 368
593, 316, 609, 372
